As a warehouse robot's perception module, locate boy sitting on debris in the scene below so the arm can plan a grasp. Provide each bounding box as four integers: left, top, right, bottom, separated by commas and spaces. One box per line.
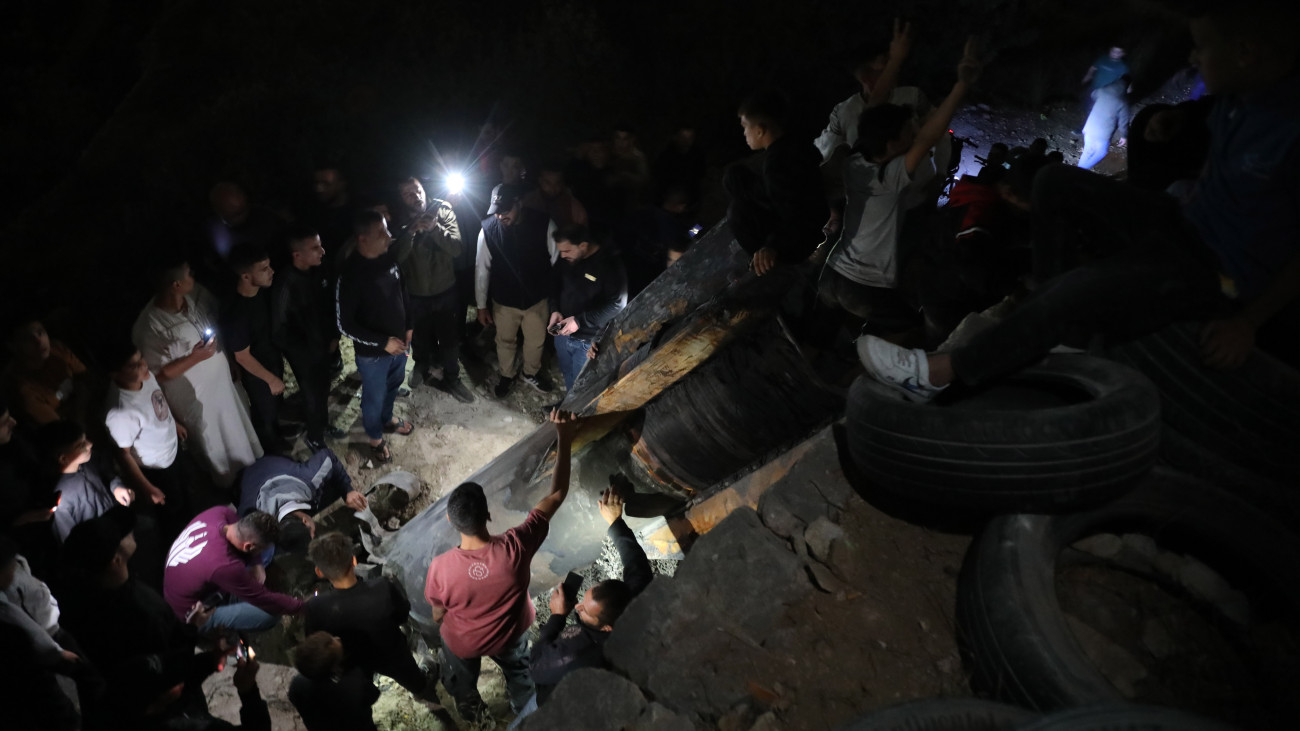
859, 1, 1300, 400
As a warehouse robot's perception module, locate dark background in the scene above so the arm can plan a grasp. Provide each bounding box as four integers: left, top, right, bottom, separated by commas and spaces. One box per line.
0, 0, 1198, 336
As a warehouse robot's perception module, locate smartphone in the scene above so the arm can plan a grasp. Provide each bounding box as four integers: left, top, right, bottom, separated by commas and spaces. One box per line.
202, 327, 215, 345
547, 323, 563, 335
561, 571, 583, 606
236, 640, 251, 662
52, 491, 62, 512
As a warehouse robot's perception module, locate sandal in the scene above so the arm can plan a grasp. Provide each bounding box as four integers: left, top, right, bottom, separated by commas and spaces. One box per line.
370, 440, 393, 463
383, 418, 415, 436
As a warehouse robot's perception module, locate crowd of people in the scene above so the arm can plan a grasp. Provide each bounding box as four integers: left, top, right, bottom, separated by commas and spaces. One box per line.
3, 0, 1298, 728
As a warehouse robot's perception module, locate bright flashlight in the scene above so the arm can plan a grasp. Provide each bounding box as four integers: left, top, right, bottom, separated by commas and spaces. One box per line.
446, 172, 466, 195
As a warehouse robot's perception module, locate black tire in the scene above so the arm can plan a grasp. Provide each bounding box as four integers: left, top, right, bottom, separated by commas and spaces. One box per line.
841, 698, 1038, 730
957, 468, 1300, 714
845, 355, 1160, 513
1012, 703, 1238, 731
1105, 322, 1300, 486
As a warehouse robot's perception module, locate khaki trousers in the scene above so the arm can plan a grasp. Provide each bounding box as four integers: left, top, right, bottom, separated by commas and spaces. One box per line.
493, 298, 548, 378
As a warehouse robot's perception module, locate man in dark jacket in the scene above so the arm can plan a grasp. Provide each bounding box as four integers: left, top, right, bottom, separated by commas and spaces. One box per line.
526, 486, 651, 709
272, 226, 342, 453
236, 449, 365, 553
475, 184, 558, 397
336, 210, 415, 464
548, 224, 628, 390
304, 532, 434, 697
393, 177, 473, 402
726, 90, 828, 277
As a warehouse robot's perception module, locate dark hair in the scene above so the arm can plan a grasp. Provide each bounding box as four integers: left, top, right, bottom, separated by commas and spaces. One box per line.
591, 579, 634, 626
1002, 154, 1052, 201
855, 103, 913, 160
100, 338, 141, 372
285, 223, 320, 251
294, 632, 343, 680
447, 482, 489, 534
352, 209, 386, 238
228, 245, 270, 276
34, 420, 85, 465
307, 532, 355, 581
0, 533, 17, 567
844, 39, 890, 74
667, 234, 693, 254
738, 90, 790, 136
553, 223, 591, 246
235, 511, 280, 546
537, 159, 566, 176
153, 258, 190, 292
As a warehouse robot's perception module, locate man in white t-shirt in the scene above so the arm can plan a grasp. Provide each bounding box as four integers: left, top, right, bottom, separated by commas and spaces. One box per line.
104, 340, 194, 539
820, 36, 983, 329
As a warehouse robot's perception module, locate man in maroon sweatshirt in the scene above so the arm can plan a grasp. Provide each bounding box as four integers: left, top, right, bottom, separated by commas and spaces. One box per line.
163, 505, 305, 633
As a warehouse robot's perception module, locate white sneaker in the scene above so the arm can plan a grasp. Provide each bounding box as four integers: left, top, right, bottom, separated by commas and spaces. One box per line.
856, 335, 947, 404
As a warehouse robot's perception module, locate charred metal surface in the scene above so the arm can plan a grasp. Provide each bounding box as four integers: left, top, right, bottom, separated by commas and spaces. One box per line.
386, 223, 845, 636
638, 429, 825, 559
635, 319, 842, 489
563, 219, 802, 416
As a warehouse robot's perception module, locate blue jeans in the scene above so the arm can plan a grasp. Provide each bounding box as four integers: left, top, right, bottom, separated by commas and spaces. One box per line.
355, 353, 407, 440
200, 601, 278, 633
553, 334, 590, 390
439, 629, 534, 716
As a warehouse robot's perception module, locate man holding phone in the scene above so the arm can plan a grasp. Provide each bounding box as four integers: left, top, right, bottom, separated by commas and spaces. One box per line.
548, 224, 628, 391
520, 483, 652, 716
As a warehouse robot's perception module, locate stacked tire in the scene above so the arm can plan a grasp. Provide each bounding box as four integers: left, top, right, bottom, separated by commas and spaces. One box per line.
844, 347, 1300, 728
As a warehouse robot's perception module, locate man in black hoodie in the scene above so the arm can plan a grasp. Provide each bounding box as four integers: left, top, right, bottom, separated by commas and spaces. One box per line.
548, 224, 628, 390
336, 210, 415, 464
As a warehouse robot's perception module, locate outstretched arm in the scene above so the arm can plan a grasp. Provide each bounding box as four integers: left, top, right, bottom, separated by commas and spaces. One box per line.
533, 410, 580, 520
906, 36, 981, 175
867, 18, 913, 108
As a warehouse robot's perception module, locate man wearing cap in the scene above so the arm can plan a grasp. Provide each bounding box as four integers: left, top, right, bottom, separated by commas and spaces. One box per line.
475, 183, 559, 397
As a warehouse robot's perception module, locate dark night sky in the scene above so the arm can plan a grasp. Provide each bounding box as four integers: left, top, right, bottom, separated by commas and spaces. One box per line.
0, 0, 1195, 328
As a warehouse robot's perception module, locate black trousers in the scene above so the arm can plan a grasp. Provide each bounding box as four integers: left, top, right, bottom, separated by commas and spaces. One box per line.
242, 363, 284, 451
140, 452, 199, 543
408, 288, 462, 380
285, 352, 330, 445
953, 165, 1229, 386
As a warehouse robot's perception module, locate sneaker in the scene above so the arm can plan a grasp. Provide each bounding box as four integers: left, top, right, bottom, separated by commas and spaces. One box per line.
304, 438, 325, 454
519, 370, 554, 393
326, 426, 347, 439
443, 379, 475, 404
397, 385, 412, 397
494, 375, 515, 398
856, 335, 947, 404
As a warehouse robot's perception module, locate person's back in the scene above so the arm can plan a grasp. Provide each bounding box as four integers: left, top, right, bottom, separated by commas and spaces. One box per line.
305, 576, 411, 674
288, 667, 380, 731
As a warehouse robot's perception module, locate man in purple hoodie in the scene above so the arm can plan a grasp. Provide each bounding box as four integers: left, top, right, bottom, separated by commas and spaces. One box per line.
163, 506, 306, 633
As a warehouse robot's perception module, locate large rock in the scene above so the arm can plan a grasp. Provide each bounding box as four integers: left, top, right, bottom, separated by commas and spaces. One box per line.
518, 669, 647, 731
604, 507, 810, 715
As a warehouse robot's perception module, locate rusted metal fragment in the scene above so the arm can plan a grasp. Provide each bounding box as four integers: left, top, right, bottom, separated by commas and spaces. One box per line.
589, 306, 755, 415
635, 432, 823, 559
